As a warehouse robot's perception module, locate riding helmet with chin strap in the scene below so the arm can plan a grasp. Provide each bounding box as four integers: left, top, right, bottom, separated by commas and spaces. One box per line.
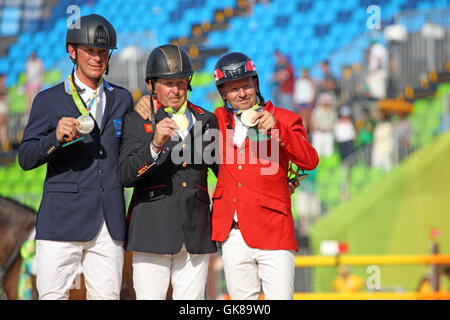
66, 14, 117, 74
144, 44, 194, 128
214, 52, 265, 128
145, 44, 194, 86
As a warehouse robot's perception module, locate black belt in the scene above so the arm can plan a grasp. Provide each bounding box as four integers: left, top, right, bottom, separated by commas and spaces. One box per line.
231, 220, 239, 230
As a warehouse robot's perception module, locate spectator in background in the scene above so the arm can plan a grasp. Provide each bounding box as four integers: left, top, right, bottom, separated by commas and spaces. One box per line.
371, 111, 394, 171
334, 105, 356, 161
395, 112, 412, 161
332, 265, 365, 293
245, 0, 256, 14
417, 267, 450, 293
293, 67, 316, 135
442, 266, 450, 291
310, 92, 337, 158
272, 50, 295, 112
25, 52, 45, 116
0, 74, 9, 152
318, 60, 339, 99
355, 107, 376, 148
355, 107, 376, 166
417, 274, 433, 293
366, 38, 389, 99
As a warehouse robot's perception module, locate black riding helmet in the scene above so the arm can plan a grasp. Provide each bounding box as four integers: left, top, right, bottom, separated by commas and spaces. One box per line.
66, 14, 117, 52
66, 14, 116, 75
145, 44, 194, 128
145, 44, 194, 85
214, 52, 265, 128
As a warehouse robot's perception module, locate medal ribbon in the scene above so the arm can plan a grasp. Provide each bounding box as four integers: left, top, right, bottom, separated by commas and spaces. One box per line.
164, 101, 187, 115
233, 103, 260, 116
68, 75, 102, 116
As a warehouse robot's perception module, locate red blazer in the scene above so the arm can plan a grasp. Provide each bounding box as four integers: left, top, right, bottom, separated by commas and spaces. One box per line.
212, 101, 318, 250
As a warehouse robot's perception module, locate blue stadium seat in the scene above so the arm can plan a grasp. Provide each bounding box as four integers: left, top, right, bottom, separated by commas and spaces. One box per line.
1, 6, 22, 36
0, 59, 8, 73
0, 0, 448, 123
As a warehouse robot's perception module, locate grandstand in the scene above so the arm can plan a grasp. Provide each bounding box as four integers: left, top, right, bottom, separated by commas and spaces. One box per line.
0, 0, 449, 299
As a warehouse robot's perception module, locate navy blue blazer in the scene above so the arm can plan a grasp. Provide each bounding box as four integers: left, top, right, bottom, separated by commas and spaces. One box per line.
18, 77, 134, 242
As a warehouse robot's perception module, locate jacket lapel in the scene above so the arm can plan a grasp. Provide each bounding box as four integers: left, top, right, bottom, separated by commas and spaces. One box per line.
100, 80, 115, 133
188, 103, 202, 130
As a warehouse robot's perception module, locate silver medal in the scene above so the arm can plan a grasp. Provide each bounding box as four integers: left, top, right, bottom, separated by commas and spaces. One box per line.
77, 115, 95, 134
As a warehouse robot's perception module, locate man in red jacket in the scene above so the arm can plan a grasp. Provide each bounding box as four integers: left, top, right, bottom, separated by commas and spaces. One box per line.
212, 52, 318, 300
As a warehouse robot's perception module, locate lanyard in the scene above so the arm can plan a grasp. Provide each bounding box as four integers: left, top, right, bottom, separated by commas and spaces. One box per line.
164, 101, 187, 115
67, 74, 102, 116
232, 103, 260, 116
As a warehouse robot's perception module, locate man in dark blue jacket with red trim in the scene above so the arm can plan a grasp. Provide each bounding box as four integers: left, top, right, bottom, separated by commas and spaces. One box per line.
118, 44, 218, 300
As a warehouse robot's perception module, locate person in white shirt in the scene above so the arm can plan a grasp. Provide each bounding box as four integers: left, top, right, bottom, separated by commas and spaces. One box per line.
310, 92, 337, 157
25, 52, 44, 115
372, 111, 394, 171
293, 67, 316, 134
334, 105, 356, 160
366, 39, 389, 99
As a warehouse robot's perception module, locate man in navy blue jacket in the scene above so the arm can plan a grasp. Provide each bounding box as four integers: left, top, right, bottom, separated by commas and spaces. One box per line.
18, 14, 133, 300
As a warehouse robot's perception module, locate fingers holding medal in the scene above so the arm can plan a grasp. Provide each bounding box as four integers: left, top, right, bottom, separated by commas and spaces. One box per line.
153, 117, 179, 147
241, 109, 276, 131
56, 117, 82, 143
240, 109, 259, 127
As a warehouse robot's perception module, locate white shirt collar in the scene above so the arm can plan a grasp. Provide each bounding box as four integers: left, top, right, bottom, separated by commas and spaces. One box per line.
73, 71, 104, 98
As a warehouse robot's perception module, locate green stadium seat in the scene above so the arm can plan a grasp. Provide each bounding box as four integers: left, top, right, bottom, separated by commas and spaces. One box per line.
412, 98, 429, 116
27, 180, 43, 194
435, 83, 450, 98
11, 182, 27, 197
7, 164, 24, 181
0, 166, 7, 181
0, 183, 11, 197
43, 69, 63, 86
8, 85, 27, 114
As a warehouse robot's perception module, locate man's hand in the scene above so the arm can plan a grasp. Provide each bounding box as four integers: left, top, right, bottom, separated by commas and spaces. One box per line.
135, 95, 158, 120
151, 117, 179, 151
252, 110, 276, 131
288, 179, 300, 195
56, 117, 80, 143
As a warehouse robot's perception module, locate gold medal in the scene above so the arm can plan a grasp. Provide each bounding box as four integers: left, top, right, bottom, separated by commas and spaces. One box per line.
240, 109, 259, 127
76, 115, 95, 134
172, 114, 189, 131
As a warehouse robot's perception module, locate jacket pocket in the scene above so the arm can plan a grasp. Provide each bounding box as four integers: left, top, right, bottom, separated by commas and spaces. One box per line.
258, 195, 290, 216
198, 185, 210, 204
46, 182, 78, 193
212, 186, 223, 199
138, 185, 167, 201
